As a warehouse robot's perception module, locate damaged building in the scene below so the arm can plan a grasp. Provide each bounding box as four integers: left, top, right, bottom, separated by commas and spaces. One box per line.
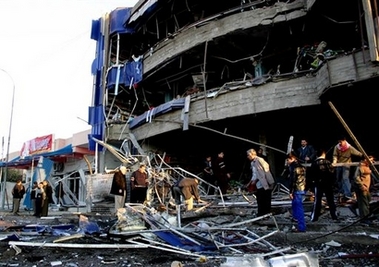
89, 0, 379, 178
1, 1, 379, 265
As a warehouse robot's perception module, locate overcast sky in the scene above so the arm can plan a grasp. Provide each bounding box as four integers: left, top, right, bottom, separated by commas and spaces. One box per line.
0, 0, 138, 154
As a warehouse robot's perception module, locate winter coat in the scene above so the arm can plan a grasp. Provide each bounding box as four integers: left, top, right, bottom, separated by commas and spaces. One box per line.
110, 171, 127, 196
288, 161, 306, 193
251, 157, 275, 190
12, 183, 25, 199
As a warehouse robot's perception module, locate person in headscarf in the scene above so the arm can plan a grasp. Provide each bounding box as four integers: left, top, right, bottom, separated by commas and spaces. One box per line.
332, 136, 363, 202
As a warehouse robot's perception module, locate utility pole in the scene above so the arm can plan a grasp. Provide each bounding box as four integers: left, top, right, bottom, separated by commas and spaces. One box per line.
0, 68, 16, 210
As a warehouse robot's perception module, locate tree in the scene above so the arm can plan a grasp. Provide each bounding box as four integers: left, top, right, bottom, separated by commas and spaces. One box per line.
1, 168, 23, 182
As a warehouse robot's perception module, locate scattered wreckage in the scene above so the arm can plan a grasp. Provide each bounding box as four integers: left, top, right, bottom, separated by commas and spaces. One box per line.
1, 205, 319, 267
1, 141, 379, 266
0, 154, 322, 266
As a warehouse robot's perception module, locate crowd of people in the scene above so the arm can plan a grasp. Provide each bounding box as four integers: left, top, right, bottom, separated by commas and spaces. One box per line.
9, 135, 377, 230
198, 136, 376, 231
11, 179, 54, 217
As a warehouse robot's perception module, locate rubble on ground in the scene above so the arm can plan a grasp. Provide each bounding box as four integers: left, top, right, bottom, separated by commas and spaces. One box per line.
0, 183, 379, 267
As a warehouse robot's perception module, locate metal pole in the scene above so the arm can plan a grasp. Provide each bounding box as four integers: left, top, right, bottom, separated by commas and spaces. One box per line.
328, 101, 379, 178
0, 68, 15, 210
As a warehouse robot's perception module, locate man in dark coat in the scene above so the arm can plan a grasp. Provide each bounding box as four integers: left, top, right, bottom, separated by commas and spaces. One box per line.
11, 179, 25, 215
130, 164, 149, 203
309, 149, 338, 222
42, 180, 53, 216
203, 155, 215, 195
213, 151, 231, 195
110, 166, 128, 212
295, 138, 316, 193
296, 139, 316, 164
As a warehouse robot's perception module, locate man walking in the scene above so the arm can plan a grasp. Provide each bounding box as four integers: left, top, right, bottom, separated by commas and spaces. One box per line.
246, 149, 275, 217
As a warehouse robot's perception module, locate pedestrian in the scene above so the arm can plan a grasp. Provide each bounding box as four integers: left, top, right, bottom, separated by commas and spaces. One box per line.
203, 155, 215, 195
332, 136, 363, 202
31, 181, 38, 216
309, 149, 338, 222
42, 180, 52, 216
246, 148, 275, 217
213, 151, 231, 195
295, 138, 316, 194
130, 164, 149, 203
287, 153, 306, 232
35, 182, 46, 218
352, 156, 374, 224
295, 138, 316, 164
110, 166, 128, 212
172, 177, 201, 211
43, 180, 54, 204
257, 146, 268, 162
11, 179, 25, 215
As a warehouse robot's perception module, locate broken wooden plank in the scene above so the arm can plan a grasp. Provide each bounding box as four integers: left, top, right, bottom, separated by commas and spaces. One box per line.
53, 233, 85, 243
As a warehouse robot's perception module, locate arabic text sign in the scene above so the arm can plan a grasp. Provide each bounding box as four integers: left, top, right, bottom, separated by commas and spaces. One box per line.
20, 134, 53, 158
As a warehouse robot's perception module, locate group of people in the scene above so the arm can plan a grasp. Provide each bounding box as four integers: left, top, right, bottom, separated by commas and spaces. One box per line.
240, 136, 374, 232
110, 164, 149, 212
11, 179, 54, 217
110, 163, 204, 212
11, 136, 375, 228
30, 180, 54, 217
286, 137, 374, 231
110, 162, 205, 212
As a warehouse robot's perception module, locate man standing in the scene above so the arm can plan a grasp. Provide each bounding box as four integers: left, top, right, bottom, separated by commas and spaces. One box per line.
332, 136, 363, 202
35, 182, 46, 218
296, 138, 316, 164
353, 156, 374, 224
42, 180, 53, 217
309, 149, 338, 222
246, 149, 275, 217
43, 180, 54, 204
11, 179, 25, 215
287, 153, 306, 232
213, 151, 231, 195
110, 166, 128, 211
130, 164, 149, 203
31, 181, 38, 216
203, 155, 215, 195
296, 138, 316, 193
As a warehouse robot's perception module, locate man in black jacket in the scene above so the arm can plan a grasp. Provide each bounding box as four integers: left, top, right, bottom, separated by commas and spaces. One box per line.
309, 149, 338, 222
11, 179, 25, 215
110, 166, 128, 212
295, 138, 316, 193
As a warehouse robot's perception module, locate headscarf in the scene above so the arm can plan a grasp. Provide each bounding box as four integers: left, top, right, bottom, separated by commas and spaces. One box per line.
337, 141, 350, 152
